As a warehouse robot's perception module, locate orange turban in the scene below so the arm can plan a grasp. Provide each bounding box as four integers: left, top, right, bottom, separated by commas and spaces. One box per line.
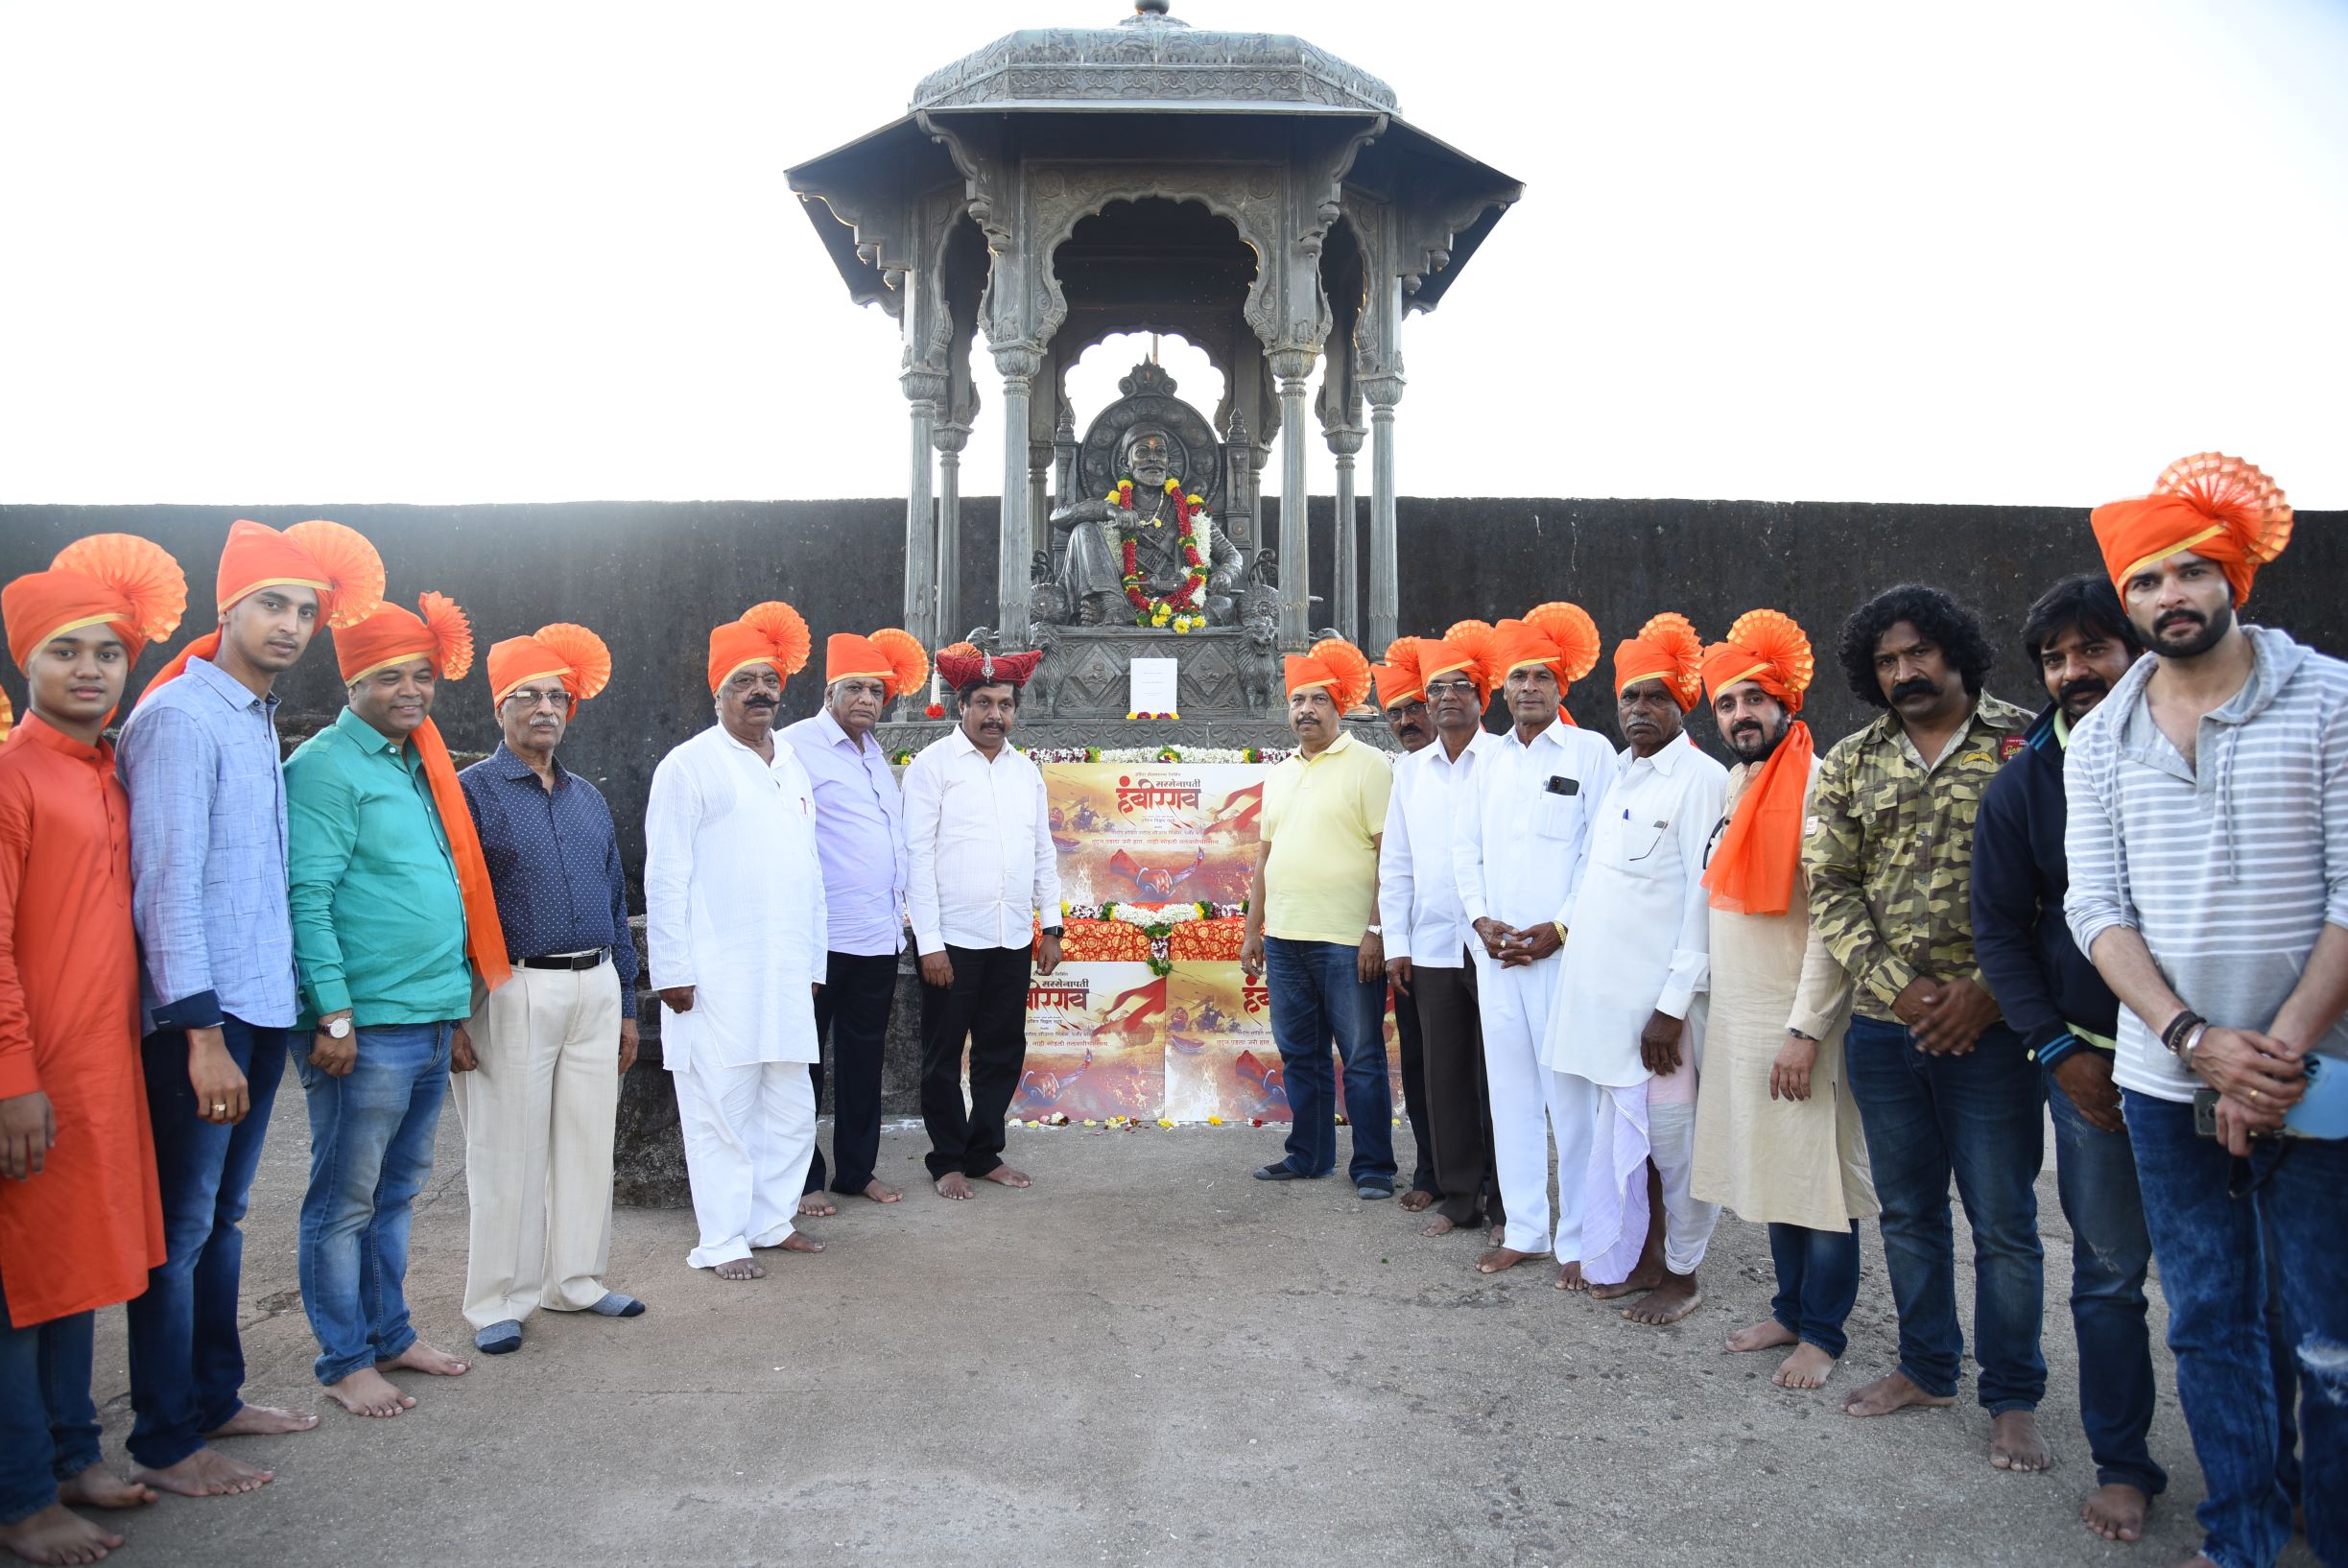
825, 628, 929, 701
707, 602, 812, 694
4, 534, 187, 674
486, 623, 612, 708
1425, 622, 1495, 703
332, 594, 510, 991
1612, 612, 1704, 711
2090, 452, 2291, 608
1484, 603, 1600, 726
1285, 636, 1371, 711
1373, 637, 1429, 710
144, 518, 386, 697
1700, 610, 1816, 917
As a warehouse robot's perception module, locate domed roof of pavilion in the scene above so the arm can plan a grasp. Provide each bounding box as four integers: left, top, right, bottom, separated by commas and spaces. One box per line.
912, 1, 1399, 116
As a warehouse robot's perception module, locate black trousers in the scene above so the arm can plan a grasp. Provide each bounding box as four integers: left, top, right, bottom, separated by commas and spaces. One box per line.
805, 950, 901, 1196
1393, 982, 1436, 1195
917, 943, 1032, 1180
1413, 955, 1503, 1227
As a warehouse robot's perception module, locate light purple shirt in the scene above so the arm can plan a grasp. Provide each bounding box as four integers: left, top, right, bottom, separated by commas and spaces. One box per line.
782, 707, 909, 957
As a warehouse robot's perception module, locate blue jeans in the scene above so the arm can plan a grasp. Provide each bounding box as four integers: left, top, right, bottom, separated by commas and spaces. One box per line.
126, 1014, 288, 1469
2125, 1089, 2343, 1568
294, 1021, 452, 1386
1842, 1014, 2046, 1412
0, 1267, 99, 1526
1767, 1221, 1861, 1360
1265, 937, 1395, 1184
2046, 1064, 2167, 1497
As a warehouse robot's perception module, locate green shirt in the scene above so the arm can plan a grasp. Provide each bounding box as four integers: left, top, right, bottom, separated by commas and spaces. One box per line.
1802, 693, 2033, 1021
285, 707, 472, 1026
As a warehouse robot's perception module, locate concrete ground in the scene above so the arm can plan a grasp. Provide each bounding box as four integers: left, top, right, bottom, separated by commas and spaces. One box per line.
80, 1094, 2312, 1568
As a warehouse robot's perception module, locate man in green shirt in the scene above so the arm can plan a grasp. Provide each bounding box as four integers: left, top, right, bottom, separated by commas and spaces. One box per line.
286, 597, 493, 1419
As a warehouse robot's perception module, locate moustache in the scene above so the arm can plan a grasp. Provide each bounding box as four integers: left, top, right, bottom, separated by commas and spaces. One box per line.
1889, 677, 1939, 703
2156, 609, 2206, 634
2057, 677, 2108, 707
743, 696, 778, 709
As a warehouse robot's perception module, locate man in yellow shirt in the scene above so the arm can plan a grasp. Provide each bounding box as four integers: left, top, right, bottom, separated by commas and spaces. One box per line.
1240, 639, 1396, 1196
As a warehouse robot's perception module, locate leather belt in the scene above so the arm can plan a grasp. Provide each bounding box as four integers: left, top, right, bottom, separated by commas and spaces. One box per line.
518, 950, 608, 972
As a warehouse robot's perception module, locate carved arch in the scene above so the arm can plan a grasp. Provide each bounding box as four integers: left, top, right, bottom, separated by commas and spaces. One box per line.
1026, 168, 1284, 357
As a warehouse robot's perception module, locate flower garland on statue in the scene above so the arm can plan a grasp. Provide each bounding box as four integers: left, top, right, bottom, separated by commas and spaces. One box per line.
1022, 745, 1293, 765
1058, 900, 1248, 976
1110, 475, 1211, 634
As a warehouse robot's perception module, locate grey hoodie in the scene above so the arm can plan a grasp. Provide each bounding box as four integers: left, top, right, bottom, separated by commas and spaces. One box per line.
2062, 625, 2348, 1102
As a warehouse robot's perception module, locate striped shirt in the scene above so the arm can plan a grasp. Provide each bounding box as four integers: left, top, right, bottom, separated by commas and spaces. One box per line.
2062, 626, 2348, 1102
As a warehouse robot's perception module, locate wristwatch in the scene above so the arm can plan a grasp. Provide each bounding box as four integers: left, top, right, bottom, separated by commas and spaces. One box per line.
1040, 925, 1064, 938
1364, 924, 1383, 937
322, 1015, 353, 1040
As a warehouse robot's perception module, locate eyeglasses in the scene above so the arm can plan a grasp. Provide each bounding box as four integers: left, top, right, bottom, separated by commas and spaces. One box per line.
1424, 678, 1479, 699
504, 688, 573, 710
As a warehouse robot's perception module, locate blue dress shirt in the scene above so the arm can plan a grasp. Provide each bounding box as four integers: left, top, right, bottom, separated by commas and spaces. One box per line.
782, 707, 909, 957
117, 655, 299, 1031
458, 742, 640, 1012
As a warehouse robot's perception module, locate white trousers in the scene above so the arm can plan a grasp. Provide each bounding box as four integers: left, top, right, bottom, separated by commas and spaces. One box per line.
453, 962, 622, 1328
673, 1058, 815, 1269
1476, 951, 1594, 1257
1648, 1099, 1721, 1276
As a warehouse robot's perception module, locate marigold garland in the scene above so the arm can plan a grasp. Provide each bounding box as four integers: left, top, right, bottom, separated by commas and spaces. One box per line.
1111, 475, 1210, 634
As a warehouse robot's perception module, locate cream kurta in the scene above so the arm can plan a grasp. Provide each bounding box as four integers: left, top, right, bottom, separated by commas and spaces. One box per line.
1690, 758, 1877, 1232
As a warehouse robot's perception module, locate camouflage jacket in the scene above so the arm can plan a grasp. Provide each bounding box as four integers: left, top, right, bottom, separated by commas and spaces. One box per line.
1802, 694, 2034, 1019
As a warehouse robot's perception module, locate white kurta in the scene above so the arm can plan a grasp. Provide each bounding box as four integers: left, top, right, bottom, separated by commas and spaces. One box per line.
1378, 727, 1501, 968
1544, 736, 1727, 1085
1452, 717, 1621, 1257
643, 723, 827, 1073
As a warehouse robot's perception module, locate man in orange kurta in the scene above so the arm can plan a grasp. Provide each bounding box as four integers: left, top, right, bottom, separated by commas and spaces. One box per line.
0, 535, 178, 1562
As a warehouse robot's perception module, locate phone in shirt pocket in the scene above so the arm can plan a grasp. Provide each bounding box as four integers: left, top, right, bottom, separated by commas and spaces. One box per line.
1535, 774, 1580, 840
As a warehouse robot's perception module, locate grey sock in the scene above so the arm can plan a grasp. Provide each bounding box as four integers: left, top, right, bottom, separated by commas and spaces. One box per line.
475, 1319, 523, 1354
588, 1292, 646, 1318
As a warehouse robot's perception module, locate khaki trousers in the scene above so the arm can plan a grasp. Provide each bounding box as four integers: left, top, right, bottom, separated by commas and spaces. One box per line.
454, 962, 622, 1328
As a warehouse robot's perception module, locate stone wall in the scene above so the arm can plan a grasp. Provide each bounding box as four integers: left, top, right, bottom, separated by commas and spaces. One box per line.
6, 495, 2338, 879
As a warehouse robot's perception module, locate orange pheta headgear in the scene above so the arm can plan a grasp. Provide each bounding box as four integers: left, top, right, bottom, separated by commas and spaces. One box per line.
2091, 452, 2291, 608
144, 518, 386, 698
332, 593, 510, 991
825, 628, 929, 701
706, 601, 812, 694
1700, 609, 1817, 918
486, 623, 612, 708
4, 533, 187, 675
1486, 602, 1601, 726
1284, 636, 1372, 712
1612, 612, 1704, 712
1425, 620, 1497, 704
1372, 636, 1430, 711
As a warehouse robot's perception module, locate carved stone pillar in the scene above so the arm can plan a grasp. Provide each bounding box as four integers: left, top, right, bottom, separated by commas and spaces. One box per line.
993, 344, 1042, 647
933, 419, 970, 644
1269, 346, 1317, 649
900, 365, 945, 653
1326, 424, 1364, 645
1364, 365, 1405, 654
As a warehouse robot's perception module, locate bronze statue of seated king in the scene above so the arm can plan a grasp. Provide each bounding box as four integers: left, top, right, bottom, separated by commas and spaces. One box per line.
1051, 424, 1244, 629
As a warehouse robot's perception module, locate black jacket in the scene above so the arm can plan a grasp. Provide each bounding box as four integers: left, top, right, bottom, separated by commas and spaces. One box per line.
1970, 702, 2121, 1068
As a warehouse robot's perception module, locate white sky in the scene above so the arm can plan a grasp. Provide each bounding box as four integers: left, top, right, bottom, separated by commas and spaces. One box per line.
2, 0, 2342, 510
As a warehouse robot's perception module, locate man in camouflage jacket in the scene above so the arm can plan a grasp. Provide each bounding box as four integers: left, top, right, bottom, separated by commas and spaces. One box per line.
1802, 584, 2052, 1474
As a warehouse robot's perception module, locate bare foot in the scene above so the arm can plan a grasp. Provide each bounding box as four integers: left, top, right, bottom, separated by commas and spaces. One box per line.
977, 1165, 1032, 1189
1590, 1260, 1666, 1301
0, 1502, 123, 1564
1842, 1370, 1955, 1418
1476, 1245, 1549, 1275
129, 1447, 272, 1498
1554, 1259, 1589, 1292
773, 1232, 824, 1254
1990, 1410, 2052, 1473
796, 1191, 838, 1219
1773, 1343, 1837, 1390
1726, 1318, 1799, 1353
1398, 1189, 1435, 1213
378, 1341, 468, 1378
713, 1258, 766, 1280
861, 1179, 902, 1204
1623, 1273, 1702, 1325
54, 1469, 153, 1511
1418, 1213, 1462, 1238
2080, 1483, 2149, 1542
322, 1367, 415, 1417
935, 1172, 974, 1200
205, 1404, 319, 1437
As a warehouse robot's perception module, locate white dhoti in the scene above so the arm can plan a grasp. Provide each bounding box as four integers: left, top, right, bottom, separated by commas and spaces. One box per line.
1477, 951, 1594, 1258
453, 961, 624, 1327
1646, 1005, 1720, 1274
674, 1058, 817, 1269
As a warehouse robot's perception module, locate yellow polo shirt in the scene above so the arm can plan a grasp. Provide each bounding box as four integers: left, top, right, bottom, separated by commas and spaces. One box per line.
1261, 731, 1392, 944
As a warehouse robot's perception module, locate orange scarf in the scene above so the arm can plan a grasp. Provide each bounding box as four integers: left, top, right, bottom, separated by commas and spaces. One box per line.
1702, 720, 1813, 916
412, 715, 510, 991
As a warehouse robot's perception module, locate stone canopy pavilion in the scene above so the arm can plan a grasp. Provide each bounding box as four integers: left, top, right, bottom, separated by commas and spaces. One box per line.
787, 0, 1520, 685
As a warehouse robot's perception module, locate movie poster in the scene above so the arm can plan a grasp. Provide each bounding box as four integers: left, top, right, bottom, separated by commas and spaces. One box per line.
1008, 962, 1166, 1123
1045, 762, 1262, 908
1162, 962, 1290, 1123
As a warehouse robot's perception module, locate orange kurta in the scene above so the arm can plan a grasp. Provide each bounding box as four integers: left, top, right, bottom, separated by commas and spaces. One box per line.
0, 713, 164, 1326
